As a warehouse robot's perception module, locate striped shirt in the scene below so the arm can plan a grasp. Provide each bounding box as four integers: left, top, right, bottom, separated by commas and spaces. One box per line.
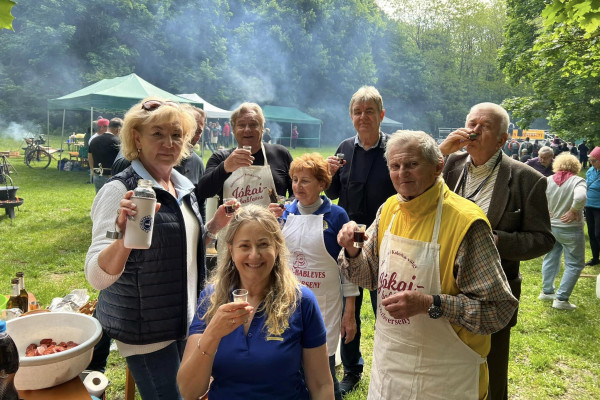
453, 150, 502, 214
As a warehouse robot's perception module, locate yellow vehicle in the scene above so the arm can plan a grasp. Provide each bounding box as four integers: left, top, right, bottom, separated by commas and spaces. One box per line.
511, 129, 546, 141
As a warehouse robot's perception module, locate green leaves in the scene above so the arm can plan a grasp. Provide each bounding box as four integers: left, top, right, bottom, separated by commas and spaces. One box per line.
0, 0, 15, 30
542, 0, 600, 34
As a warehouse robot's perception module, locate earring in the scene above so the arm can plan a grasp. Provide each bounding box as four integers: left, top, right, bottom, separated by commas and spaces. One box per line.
137, 148, 141, 153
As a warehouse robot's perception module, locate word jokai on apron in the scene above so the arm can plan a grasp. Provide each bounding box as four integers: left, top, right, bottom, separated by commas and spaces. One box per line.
369, 184, 485, 400
223, 143, 277, 208
282, 213, 342, 356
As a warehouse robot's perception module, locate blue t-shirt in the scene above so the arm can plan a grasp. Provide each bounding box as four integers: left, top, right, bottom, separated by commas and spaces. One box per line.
586, 167, 600, 208
282, 195, 350, 261
189, 285, 327, 400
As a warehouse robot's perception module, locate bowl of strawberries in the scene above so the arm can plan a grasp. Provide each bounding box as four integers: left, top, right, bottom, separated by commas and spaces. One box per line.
6, 311, 102, 390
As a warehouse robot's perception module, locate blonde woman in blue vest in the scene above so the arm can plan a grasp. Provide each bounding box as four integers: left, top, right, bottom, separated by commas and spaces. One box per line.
337, 130, 518, 400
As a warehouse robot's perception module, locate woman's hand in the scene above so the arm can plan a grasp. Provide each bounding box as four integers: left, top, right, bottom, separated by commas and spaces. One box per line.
205, 302, 254, 339
268, 202, 284, 218
223, 148, 254, 173
116, 190, 161, 233
560, 209, 579, 223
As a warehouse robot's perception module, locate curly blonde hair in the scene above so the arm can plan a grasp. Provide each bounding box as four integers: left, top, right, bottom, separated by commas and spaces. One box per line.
552, 152, 581, 174
202, 205, 300, 336
289, 152, 332, 189
120, 97, 196, 165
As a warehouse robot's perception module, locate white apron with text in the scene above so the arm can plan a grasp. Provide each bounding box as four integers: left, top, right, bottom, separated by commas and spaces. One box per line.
223, 143, 277, 208
369, 184, 484, 400
283, 213, 342, 356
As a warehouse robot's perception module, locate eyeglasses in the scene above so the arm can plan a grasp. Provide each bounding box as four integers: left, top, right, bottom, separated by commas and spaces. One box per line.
141, 100, 180, 112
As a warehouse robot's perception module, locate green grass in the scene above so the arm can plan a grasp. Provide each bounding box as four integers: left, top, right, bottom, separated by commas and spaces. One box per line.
1, 138, 599, 399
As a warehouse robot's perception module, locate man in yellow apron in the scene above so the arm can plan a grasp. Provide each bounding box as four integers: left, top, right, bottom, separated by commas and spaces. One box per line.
337, 130, 518, 399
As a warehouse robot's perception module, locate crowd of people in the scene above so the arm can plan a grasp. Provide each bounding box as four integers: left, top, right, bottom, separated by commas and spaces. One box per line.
80, 87, 596, 400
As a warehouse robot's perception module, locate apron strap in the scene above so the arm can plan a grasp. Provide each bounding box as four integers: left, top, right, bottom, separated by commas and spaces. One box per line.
261, 142, 269, 166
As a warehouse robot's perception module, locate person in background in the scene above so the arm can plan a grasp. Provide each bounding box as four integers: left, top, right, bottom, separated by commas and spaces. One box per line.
519, 149, 531, 163
88, 118, 121, 193
337, 130, 517, 400
518, 137, 533, 158
291, 125, 299, 149
85, 97, 232, 399
177, 205, 334, 400
281, 153, 358, 400
584, 147, 600, 267
532, 139, 541, 157
222, 121, 231, 148
197, 102, 293, 209
568, 142, 578, 157
89, 118, 109, 145
539, 153, 586, 310
263, 127, 272, 144
578, 140, 589, 169
439, 102, 554, 400
325, 85, 397, 395
526, 146, 555, 177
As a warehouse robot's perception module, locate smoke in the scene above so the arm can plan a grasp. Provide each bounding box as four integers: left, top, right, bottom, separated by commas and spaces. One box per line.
0, 118, 42, 141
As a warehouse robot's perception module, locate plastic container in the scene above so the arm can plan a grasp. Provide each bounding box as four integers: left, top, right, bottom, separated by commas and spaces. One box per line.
124, 179, 157, 249
596, 274, 600, 299
0, 320, 19, 400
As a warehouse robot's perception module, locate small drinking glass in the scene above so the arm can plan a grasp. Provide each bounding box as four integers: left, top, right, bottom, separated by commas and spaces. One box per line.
277, 195, 286, 210
232, 289, 248, 303
224, 198, 238, 215
353, 224, 367, 248
337, 153, 345, 166
242, 145, 253, 153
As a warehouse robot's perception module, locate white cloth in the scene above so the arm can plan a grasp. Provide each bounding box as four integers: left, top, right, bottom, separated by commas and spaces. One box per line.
283, 214, 343, 356
368, 184, 484, 400
223, 143, 277, 207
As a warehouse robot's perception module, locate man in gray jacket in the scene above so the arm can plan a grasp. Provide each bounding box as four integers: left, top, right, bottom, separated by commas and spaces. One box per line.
439, 102, 555, 400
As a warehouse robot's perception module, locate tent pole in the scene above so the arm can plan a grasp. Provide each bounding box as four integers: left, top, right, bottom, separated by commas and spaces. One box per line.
59, 109, 65, 172
318, 124, 322, 148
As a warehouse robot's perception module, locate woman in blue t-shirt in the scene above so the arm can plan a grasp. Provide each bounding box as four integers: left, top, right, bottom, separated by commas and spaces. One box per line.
178, 205, 334, 400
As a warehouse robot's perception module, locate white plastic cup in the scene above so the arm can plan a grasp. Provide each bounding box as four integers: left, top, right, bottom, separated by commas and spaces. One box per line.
124, 196, 157, 249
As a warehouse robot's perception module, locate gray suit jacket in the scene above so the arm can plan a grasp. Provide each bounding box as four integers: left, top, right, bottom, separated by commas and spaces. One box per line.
443, 151, 555, 307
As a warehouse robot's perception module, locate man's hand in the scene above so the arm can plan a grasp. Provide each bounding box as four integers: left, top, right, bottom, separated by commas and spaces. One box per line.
223, 148, 254, 173
439, 128, 474, 156
381, 291, 432, 320
337, 221, 363, 258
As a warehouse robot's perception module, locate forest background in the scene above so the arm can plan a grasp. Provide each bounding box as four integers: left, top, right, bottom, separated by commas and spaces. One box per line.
0, 0, 598, 144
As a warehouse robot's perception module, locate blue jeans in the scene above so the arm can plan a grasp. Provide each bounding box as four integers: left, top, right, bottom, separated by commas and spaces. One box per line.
93, 175, 109, 193
541, 225, 585, 301
126, 340, 186, 400
340, 287, 376, 375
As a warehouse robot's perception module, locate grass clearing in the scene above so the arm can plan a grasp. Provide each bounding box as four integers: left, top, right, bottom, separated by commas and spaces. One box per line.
1, 137, 599, 398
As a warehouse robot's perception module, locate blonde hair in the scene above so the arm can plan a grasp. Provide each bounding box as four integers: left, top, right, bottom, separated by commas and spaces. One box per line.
120, 97, 196, 164
202, 205, 300, 336
552, 153, 581, 174
349, 86, 383, 115
289, 152, 332, 189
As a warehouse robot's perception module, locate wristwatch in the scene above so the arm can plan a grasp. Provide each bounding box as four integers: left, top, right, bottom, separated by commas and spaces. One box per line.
428, 295, 443, 319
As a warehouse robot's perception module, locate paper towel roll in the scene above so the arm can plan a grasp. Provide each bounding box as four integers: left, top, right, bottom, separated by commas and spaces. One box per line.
83, 371, 109, 397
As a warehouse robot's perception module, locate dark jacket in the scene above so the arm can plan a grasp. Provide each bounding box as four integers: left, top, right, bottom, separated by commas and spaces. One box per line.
443, 152, 555, 326
96, 167, 206, 345
325, 132, 396, 226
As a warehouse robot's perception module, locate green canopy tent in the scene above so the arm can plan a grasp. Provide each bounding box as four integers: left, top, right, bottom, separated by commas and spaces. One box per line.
47, 73, 203, 166
380, 116, 403, 134
261, 105, 322, 148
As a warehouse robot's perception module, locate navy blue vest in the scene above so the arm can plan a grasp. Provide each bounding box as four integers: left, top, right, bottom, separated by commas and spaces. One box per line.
96, 167, 206, 344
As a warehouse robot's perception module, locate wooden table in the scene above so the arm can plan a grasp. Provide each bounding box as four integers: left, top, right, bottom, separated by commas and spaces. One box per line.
18, 377, 91, 400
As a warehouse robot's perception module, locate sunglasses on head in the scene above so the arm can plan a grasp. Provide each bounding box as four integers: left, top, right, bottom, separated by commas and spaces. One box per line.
141, 100, 180, 112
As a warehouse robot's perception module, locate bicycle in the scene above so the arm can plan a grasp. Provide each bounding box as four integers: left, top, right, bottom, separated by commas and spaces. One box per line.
23, 134, 51, 169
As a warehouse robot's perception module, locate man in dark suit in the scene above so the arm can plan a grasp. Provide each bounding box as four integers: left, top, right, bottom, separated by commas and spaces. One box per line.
439, 102, 555, 400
